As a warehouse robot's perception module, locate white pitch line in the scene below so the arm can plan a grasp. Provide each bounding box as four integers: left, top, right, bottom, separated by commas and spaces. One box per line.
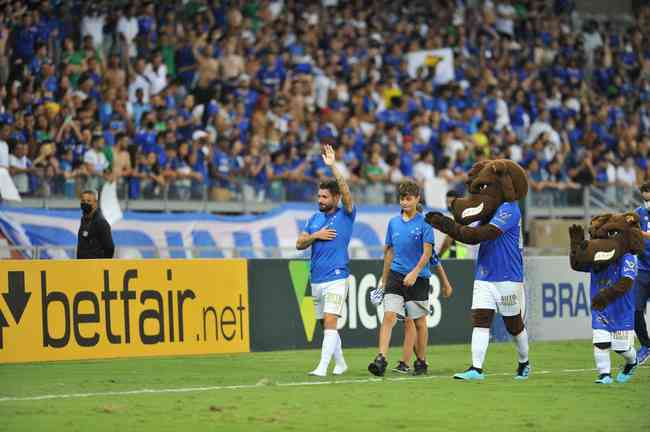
0, 366, 645, 403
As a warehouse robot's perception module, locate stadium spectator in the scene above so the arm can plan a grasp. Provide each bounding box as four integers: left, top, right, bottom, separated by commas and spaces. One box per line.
9, 142, 33, 195
0, 0, 647, 208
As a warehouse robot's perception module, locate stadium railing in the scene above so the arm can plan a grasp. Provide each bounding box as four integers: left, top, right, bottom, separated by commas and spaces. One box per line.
6, 181, 642, 216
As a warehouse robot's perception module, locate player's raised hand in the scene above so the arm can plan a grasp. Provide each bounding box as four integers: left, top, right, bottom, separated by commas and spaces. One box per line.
313, 227, 337, 241
322, 144, 336, 166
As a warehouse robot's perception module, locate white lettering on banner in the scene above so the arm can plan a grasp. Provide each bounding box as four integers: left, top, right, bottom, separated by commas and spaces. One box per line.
337, 272, 443, 331
358, 274, 378, 330
427, 274, 442, 328
348, 276, 357, 329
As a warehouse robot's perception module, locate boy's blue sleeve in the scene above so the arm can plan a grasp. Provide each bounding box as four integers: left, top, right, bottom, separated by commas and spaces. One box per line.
385, 220, 393, 247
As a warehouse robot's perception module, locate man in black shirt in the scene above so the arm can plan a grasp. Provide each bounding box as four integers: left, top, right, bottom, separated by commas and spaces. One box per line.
77, 190, 115, 259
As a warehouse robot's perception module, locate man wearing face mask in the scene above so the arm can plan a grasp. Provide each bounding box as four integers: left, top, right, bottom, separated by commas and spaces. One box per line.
76, 190, 115, 259
633, 181, 650, 364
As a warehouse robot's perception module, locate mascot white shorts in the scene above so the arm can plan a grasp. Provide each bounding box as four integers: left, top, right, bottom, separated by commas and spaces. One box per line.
471, 280, 525, 317
592, 329, 634, 351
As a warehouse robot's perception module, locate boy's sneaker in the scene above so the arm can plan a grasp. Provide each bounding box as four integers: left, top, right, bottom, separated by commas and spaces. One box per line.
637, 346, 650, 365
392, 361, 410, 374
453, 367, 485, 380
616, 362, 638, 383
515, 361, 531, 380
594, 373, 613, 384
368, 354, 388, 377
413, 359, 428, 376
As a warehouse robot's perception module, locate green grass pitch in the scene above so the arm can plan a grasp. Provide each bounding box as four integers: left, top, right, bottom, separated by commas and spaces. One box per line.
1, 340, 649, 432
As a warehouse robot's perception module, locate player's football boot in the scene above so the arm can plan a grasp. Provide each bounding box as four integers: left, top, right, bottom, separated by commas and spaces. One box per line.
594, 373, 613, 384
333, 359, 348, 375
616, 362, 638, 383
637, 346, 650, 365
453, 367, 485, 380
392, 361, 411, 374
308, 367, 327, 377
514, 361, 530, 380
368, 353, 388, 377
413, 359, 428, 376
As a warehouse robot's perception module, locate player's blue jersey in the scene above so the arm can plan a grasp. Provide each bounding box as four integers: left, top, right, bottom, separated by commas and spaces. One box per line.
634, 206, 650, 272
590, 253, 637, 332
385, 212, 437, 279
475, 201, 523, 282
304, 206, 356, 283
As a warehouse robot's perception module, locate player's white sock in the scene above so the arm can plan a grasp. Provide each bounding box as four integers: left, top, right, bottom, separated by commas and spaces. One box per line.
311, 329, 338, 376
514, 328, 529, 363
594, 347, 611, 374
333, 332, 348, 374
471, 327, 490, 369
618, 347, 637, 365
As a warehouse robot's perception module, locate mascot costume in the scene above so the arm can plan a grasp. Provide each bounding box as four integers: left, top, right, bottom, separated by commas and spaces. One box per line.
569, 213, 643, 383
426, 159, 530, 380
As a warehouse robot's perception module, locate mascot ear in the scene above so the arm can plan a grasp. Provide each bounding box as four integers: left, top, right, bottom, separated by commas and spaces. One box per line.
491, 160, 517, 201
466, 160, 489, 188
628, 227, 645, 255
589, 214, 611, 238
623, 212, 644, 255
467, 161, 490, 179
624, 212, 640, 227
491, 160, 508, 175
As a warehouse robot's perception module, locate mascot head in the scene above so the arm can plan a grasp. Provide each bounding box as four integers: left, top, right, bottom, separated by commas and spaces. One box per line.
450, 159, 528, 225
572, 212, 644, 269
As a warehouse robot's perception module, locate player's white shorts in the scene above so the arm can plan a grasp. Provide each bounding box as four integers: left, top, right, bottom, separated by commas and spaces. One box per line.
592, 329, 635, 351
471, 280, 525, 317
311, 278, 348, 319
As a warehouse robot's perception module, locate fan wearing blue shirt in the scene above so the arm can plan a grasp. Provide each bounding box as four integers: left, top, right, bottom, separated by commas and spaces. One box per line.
368, 180, 453, 377
633, 182, 650, 365
296, 145, 355, 377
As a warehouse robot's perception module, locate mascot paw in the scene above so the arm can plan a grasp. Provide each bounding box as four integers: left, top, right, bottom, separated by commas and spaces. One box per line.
425, 212, 454, 234
591, 290, 609, 310
425, 212, 444, 226
569, 224, 585, 243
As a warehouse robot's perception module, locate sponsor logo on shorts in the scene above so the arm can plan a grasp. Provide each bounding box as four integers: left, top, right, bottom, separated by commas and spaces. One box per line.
500, 294, 518, 306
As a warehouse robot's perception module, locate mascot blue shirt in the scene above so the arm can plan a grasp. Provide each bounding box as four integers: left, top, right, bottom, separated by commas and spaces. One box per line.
476, 202, 523, 283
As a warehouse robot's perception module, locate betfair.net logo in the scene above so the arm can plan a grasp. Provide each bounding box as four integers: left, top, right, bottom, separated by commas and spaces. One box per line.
288, 261, 317, 342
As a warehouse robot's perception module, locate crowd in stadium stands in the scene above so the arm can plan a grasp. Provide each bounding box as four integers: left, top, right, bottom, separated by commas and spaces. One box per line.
0, 0, 649, 207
